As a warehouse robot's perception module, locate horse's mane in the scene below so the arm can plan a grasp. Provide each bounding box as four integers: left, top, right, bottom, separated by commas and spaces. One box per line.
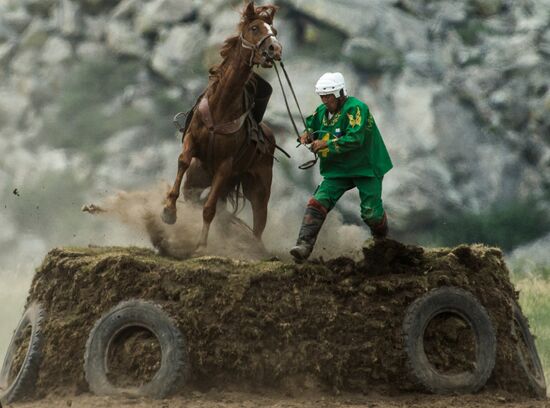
208, 35, 240, 89
208, 4, 277, 90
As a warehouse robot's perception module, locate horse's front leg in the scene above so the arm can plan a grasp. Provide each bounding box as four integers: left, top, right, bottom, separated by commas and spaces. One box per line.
162, 135, 194, 224
196, 159, 233, 251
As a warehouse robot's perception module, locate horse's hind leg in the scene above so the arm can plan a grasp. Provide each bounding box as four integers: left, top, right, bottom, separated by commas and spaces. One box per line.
183, 158, 211, 203
243, 166, 272, 241
245, 125, 275, 241
162, 135, 194, 224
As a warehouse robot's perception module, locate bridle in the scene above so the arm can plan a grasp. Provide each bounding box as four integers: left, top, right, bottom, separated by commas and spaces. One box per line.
239, 23, 319, 170
240, 31, 276, 67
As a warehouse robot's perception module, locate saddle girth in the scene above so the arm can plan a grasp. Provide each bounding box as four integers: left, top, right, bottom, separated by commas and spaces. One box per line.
198, 96, 255, 168
198, 96, 254, 135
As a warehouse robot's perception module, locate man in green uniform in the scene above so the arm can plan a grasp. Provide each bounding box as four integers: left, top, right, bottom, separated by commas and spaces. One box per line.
290, 72, 393, 261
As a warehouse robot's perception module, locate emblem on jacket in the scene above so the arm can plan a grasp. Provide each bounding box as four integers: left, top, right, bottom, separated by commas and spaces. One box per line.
320, 133, 331, 157
347, 107, 362, 128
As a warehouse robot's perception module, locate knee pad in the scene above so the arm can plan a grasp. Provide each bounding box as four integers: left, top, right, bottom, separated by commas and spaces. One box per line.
307, 198, 328, 217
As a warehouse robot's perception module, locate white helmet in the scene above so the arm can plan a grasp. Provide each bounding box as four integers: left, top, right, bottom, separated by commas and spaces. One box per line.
315, 72, 347, 97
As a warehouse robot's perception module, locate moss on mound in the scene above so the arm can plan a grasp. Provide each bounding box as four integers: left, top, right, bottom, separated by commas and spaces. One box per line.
24, 239, 533, 396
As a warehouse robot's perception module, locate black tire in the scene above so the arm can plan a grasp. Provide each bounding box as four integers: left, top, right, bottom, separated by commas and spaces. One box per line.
402, 286, 496, 394
84, 300, 186, 399
0, 302, 46, 404
512, 301, 547, 397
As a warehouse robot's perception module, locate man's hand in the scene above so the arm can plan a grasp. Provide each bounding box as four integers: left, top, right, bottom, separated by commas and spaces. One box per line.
311, 140, 328, 153
300, 131, 312, 145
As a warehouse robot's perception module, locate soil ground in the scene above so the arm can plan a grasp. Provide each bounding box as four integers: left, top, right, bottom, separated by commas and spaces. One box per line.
26, 241, 531, 397
10, 391, 549, 408
4, 240, 546, 406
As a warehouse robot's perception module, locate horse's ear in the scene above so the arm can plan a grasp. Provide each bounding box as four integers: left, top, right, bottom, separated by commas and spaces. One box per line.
257, 6, 278, 23
243, 1, 256, 21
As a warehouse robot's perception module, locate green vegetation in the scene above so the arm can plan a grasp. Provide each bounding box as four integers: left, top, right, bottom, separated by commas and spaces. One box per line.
43, 56, 183, 162
417, 198, 550, 252
455, 19, 488, 46
514, 274, 550, 387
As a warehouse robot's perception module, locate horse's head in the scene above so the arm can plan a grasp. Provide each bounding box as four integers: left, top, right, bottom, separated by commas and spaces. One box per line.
239, 1, 282, 68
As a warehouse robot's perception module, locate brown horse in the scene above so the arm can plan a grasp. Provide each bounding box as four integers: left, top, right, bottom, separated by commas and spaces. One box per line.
162, 1, 283, 251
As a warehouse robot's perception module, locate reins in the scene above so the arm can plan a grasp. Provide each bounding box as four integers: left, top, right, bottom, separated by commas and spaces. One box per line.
239, 33, 316, 168
273, 61, 319, 170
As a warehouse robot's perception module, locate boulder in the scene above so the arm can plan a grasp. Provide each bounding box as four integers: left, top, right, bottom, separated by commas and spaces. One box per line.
111, 0, 145, 20
0, 41, 17, 67
151, 23, 206, 82
404, 51, 444, 78
0, 19, 16, 43
135, 0, 196, 34
469, 0, 503, 17
74, 0, 126, 14
197, 0, 233, 23
279, 0, 374, 37
1, 8, 32, 34
343, 37, 403, 73
503, 36, 541, 73
55, 0, 83, 37
0, 86, 30, 129
9, 49, 39, 75
384, 156, 460, 229
281, 0, 428, 53
538, 28, 550, 57
387, 74, 439, 154
105, 19, 148, 58
203, 9, 239, 67
75, 41, 108, 60
41, 36, 73, 65
19, 19, 53, 50
103, 126, 148, 155
97, 128, 174, 189
22, 0, 57, 15
83, 15, 107, 41
431, 0, 467, 25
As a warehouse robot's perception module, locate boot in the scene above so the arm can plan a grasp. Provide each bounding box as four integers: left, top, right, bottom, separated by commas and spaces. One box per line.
290, 200, 327, 261
368, 212, 388, 240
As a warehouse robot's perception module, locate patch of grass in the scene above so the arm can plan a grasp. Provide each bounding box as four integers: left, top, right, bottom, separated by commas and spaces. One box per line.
416, 198, 550, 252
514, 277, 550, 386
512, 261, 550, 280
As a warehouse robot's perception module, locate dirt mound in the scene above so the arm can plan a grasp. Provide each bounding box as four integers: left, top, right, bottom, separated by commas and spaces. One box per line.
21, 239, 535, 398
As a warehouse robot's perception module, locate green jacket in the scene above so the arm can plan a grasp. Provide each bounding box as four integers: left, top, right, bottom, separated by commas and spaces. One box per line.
305, 96, 393, 178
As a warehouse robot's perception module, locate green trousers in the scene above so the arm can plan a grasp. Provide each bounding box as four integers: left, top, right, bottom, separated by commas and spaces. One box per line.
313, 176, 385, 224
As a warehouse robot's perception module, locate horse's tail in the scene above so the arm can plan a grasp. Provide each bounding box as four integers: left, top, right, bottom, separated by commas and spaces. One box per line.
222, 179, 246, 216
222, 122, 278, 215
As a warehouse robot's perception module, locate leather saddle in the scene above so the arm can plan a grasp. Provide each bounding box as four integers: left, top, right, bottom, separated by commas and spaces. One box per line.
173, 73, 273, 156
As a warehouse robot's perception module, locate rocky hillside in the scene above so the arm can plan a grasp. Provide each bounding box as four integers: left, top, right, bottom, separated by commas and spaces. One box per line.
0, 0, 549, 265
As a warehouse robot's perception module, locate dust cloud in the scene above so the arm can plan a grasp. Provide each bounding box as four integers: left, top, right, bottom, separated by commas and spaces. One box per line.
1, 178, 370, 360
81, 182, 369, 262
0, 265, 33, 360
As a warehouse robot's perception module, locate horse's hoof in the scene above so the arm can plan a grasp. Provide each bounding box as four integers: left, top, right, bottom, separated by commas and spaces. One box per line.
161, 207, 177, 225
